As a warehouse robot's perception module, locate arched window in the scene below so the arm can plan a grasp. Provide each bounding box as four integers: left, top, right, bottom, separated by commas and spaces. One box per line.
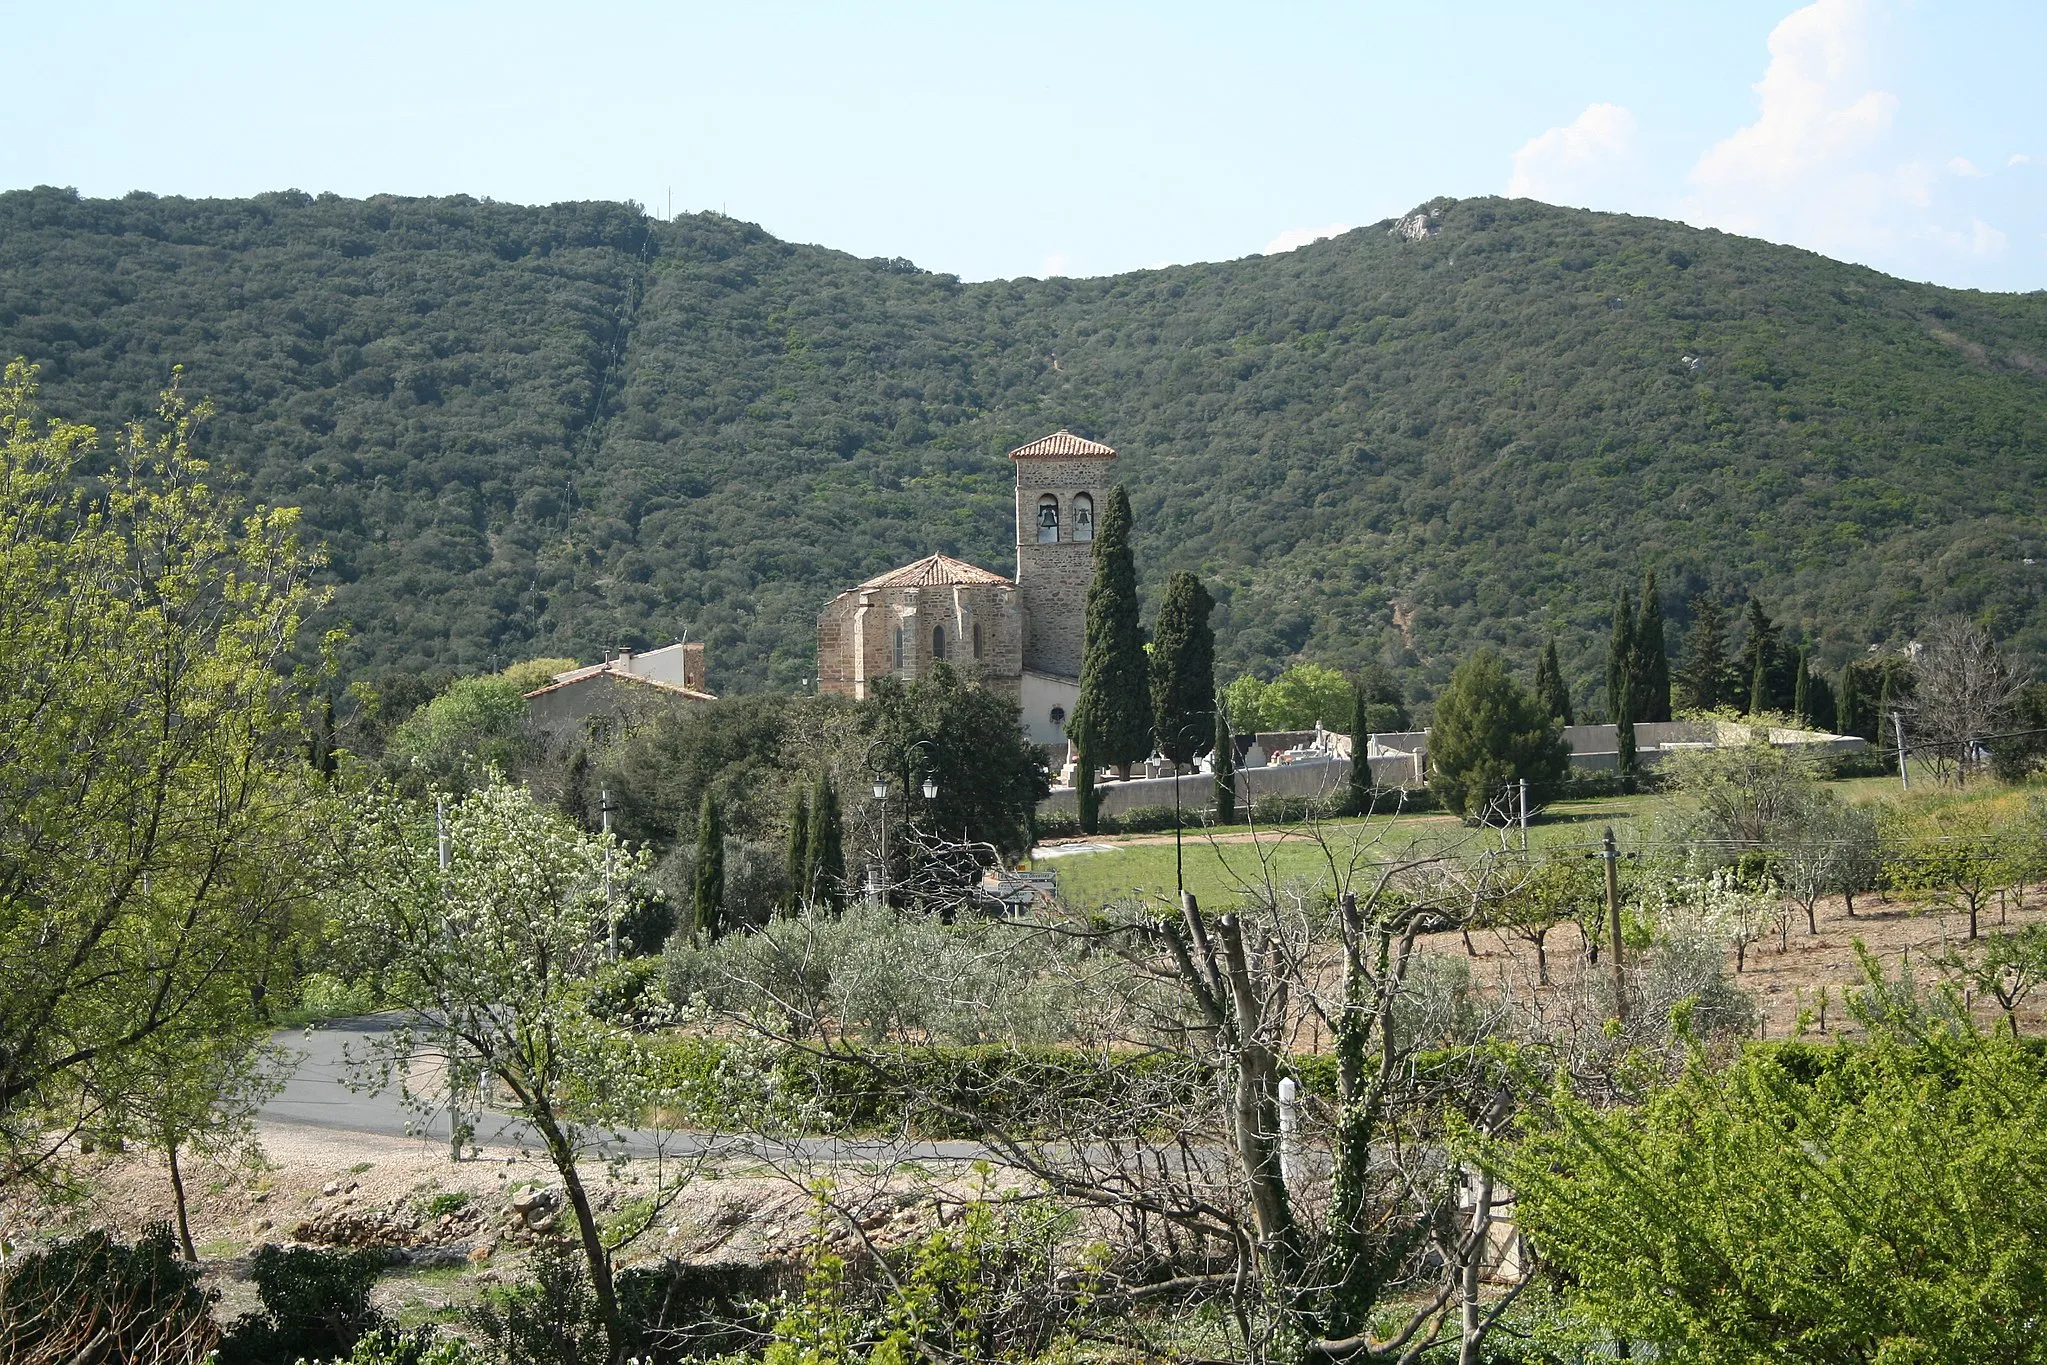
932, 624, 946, 661
1072, 492, 1095, 542
893, 624, 904, 671
1037, 494, 1060, 544
972, 622, 983, 659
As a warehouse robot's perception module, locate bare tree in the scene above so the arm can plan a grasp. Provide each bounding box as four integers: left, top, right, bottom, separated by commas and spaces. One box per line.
1911, 620, 2028, 786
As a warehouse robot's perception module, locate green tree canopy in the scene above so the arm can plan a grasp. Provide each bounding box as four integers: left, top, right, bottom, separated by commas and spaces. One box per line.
1533, 636, 1574, 726
383, 674, 529, 791
1500, 1018, 2047, 1364
1148, 570, 1215, 766
866, 667, 1049, 872
1633, 568, 1670, 722
1427, 650, 1570, 820
1222, 663, 1357, 733
1607, 587, 1636, 724
1069, 485, 1151, 776
0, 365, 328, 1184
691, 789, 725, 944
1675, 595, 1731, 713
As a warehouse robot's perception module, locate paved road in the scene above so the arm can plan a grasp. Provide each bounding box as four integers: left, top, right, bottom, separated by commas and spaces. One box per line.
263, 1017, 987, 1164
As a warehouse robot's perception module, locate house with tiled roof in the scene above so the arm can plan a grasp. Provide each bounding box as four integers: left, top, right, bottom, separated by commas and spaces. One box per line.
522, 640, 715, 726
815, 430, 1117, 748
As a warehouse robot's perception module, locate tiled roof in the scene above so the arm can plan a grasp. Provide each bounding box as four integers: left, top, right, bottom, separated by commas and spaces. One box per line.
858, 553, 1013, 589
522, 661, 716, 703
1008, 429, 1117, 460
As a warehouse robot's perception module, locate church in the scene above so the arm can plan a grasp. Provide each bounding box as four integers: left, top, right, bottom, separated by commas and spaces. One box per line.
815, 430, 1117, 749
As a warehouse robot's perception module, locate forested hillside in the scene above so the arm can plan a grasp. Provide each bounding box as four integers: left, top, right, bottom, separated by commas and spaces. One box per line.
4, 187, 2044, 709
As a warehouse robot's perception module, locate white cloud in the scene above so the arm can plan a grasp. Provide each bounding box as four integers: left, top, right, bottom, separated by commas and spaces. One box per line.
1679, 0, 2013, 274
1507, 102, 1642, 208
1262, 224, 1352, 255
1039, 253, 1070, 278
2011, 153, 2034, 167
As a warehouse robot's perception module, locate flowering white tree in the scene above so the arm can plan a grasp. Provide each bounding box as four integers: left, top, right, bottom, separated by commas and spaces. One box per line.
328, 778, 686, 1359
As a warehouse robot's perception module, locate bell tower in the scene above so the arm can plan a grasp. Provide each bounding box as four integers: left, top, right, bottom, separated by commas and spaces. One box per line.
1010, 430, 1116, 680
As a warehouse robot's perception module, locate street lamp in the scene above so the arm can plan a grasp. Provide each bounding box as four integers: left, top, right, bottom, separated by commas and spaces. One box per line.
865, 738, 937, 903
1165, 723, 1206, 897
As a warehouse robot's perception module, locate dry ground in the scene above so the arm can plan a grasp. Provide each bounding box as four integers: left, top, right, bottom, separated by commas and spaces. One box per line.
1429, 885, 2047, 1041
2, 1122, 953, 1328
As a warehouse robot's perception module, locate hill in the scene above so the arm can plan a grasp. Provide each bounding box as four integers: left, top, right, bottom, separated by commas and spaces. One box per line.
3, 187, 2044, 709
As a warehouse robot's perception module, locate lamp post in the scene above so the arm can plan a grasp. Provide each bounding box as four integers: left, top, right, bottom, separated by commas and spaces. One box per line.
866, 738, 936, 904
1165, 722, 1205, 898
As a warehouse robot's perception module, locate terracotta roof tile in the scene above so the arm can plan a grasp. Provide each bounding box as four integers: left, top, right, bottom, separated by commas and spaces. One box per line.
858, 553, 1013, 589
1007, 430, 1117, 460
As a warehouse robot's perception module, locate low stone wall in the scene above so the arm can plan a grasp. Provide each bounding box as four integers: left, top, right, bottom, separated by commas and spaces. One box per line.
1039, 756, 1416, 819
1035, 727, 1871, 815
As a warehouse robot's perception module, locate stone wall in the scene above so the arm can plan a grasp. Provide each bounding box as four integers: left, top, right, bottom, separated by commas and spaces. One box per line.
1039, 756, 1416, 819
816, 580, 1022, 699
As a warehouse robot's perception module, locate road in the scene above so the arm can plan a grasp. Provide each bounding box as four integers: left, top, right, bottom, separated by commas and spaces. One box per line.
263, 1017, 988, 1164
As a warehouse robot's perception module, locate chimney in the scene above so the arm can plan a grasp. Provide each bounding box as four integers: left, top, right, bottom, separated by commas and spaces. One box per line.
682, 641, 706, 693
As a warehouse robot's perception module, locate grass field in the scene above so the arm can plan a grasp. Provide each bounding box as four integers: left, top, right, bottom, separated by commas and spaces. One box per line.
1036, 768, 2047, 910
1036, 792, 1663, 909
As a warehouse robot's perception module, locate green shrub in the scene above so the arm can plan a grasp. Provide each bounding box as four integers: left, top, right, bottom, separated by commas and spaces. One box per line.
416, 1190, 471, 1219
466, 1242, 609, 1365
219, 1244, 393, 1365
323, 1325, 490, 1365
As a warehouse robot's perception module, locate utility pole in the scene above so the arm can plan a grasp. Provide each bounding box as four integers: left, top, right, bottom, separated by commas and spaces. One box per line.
601, 788, 617, 959
437, 799, 464, 1162
1600, 826, 1626, 1024
1893, 711, 1910, 791
1518, 778, 1529, 852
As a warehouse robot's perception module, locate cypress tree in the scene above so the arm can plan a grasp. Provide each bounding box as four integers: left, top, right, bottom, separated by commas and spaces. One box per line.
1606, 589, 1636, 725
559, 747, 593, 830
784, 787, 811, 914
1807, 671, 1838, 734
1345, 677, 1375, 816
1076, 753, 1099, 835
1212, 705, 1237, 825
1069, 485, 1152, 780
1633, 570, 1670, 722
1534, 636, 1574, 726
1839, 664, 1863, 740
805, 770, 845, 915
1149, 570, 1216, 767
1740, 596, 1780, 713
1675, 596, 1728, 712
307, 692, 337, 780
1615, 672, 1637, 793
1793, 647, 1812, 725
691, 789, 724, 944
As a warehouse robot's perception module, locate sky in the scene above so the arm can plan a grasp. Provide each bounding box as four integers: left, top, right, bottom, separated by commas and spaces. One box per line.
8, 0, 2043, 291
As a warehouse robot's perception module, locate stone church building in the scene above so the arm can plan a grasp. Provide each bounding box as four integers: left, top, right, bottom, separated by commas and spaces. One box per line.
815, 430, 1115, 747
